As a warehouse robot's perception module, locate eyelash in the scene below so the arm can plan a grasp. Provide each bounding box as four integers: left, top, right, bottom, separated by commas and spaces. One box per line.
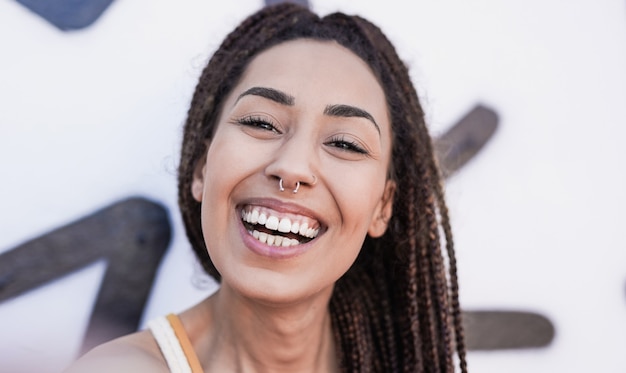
236, 117, 368, 155
236, 116, 280, 133
326, 135, 368, 155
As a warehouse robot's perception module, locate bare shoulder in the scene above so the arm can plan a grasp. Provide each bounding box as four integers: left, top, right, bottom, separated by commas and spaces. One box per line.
62, 330, 168, 373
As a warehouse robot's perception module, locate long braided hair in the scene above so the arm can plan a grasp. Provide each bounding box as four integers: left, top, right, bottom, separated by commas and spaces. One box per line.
177, 3, 467, 372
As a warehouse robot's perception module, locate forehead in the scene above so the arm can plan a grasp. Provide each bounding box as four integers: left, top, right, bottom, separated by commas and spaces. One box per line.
228, 39, 390, 132
243, 38, 376, 80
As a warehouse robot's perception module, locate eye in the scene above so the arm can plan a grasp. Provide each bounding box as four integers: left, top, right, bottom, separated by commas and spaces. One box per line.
236, 115, 281, 134
325, 135, 369, 155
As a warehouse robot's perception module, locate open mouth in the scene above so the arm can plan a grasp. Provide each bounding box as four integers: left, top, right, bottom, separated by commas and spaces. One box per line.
240, 205, 321, 247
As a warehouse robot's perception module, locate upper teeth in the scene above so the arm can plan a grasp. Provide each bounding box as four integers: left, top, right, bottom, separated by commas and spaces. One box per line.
242, 207, 320, 239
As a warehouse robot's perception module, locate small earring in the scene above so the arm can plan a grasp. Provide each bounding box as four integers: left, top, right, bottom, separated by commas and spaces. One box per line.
311, 175, 317, 186
292, 181, 300, 194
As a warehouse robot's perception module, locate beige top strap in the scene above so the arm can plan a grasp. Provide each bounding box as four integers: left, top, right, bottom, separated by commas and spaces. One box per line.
166, 314, 204, 373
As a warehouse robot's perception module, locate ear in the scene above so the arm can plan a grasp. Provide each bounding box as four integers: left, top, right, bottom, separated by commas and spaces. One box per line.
368, 179, 396, 238
191, 152, 208, 202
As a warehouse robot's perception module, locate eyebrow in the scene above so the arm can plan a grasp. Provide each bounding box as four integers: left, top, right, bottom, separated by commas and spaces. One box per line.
235, 87, 380, 135
236, 86, 295, 106
324, 104, 380, 134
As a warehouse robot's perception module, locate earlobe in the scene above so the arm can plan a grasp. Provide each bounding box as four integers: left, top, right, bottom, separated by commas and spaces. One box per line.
368, 180, 396, 238
191, 153, 208, 202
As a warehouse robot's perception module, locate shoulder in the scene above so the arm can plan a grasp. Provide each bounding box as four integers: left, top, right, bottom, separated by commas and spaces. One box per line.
62, 330, 168, 373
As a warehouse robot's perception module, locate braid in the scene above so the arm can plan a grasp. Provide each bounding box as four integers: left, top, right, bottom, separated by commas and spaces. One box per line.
416, 165, 440, 372
425, 177, 452, 371
331, 275, 370, 372
431, 161, 468, 372
404, 181, 425, 372
177, 3, 467, 371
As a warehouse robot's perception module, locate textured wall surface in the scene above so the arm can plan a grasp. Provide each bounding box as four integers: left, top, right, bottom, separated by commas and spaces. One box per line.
1, 1, 625, 372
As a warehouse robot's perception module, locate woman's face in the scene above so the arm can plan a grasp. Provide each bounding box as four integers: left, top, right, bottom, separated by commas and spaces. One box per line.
192, 39, 395, 304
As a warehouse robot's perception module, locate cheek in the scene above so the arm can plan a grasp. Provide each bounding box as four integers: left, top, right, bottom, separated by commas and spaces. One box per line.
203, 134, 251, 195
198, 139, 245, 231
330, 166, 387, 233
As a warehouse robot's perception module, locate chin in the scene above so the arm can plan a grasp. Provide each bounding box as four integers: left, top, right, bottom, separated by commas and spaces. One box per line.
221, 266, 336, 307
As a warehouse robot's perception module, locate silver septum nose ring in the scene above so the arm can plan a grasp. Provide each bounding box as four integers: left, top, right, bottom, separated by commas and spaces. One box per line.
279, 178, 301, 194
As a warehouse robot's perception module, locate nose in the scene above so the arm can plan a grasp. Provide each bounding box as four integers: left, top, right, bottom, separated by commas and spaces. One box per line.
265, 133, 318, 193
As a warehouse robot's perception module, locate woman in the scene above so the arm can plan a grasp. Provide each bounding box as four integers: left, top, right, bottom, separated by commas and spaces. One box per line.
65, 3, 467, 372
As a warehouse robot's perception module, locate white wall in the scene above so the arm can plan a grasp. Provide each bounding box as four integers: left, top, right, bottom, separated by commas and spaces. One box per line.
1, 0, 625, 372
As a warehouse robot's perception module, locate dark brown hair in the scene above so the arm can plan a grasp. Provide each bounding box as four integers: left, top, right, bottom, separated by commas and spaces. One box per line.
177, 3, 467, 372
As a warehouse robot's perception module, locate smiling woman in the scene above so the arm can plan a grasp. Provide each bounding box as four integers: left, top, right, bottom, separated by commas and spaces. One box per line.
191, 39, 394, 308
64, 3, 467, 373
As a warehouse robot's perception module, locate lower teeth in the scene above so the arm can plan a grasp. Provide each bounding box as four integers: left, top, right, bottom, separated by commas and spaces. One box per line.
252, 230, 299, 247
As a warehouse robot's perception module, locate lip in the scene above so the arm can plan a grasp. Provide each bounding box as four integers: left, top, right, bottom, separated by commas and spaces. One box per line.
236, 198, 325, 259
238, 198, 323, 220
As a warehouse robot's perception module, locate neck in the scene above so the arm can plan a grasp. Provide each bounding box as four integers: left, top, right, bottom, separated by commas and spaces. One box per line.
197, 284, 339, 373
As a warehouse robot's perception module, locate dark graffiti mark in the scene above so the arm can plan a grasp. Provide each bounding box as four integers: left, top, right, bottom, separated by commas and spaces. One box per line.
265, 0, 310, 8
15, 0, 308, 32
14, 0, 116, 31
463, 310, 555, 350
433, 104, 499, 178
0, 197, 170, 354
